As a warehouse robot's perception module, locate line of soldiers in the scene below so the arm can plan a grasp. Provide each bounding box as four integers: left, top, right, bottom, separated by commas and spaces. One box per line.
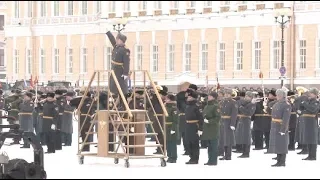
2, 88, 75, 154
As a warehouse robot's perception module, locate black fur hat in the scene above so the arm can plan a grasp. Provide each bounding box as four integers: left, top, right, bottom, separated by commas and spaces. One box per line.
159, 86, 168, 96
188, 90, 198, 99
47, 92, 55, 98
55, 90, 63, 95
40, 94, 47, 99
287, 90, 295, 96
188, 84, 198, 91
257, 91, 264, 97
269, 89, 277, 97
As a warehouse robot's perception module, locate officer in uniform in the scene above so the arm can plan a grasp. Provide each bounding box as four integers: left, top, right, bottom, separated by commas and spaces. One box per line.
252, 91, 265, 150
165, 94, 178, 163
54, 90, 64, 150
40, 92, 59, 154
287, 90, 297, 151
235, 91, 256, 158
218, 89, 225, 156
61, 91, 75, 146
264, 89, 278, 153
269, 88, 291, 167
202, 92, 220, 166
176, 90, 188, 154
5, 89, 23, 145
298, 87, 319, 160
18, 92, 34, 148
234, 90, 245, 153
106, 30, 130, 105
295, 91, 309, 154
199, 92, 209, 149
185, 90, 203, 164
36, 93, 47, 145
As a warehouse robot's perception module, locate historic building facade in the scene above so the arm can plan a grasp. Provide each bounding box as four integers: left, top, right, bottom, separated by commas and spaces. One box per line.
3, 1, 320, 90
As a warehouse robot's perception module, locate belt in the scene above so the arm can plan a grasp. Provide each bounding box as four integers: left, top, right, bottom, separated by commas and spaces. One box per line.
166, 122, 173, 125
254, 114, 271, 117
10, 109, 19, 112
272, 118, 282, 123
301, 114, 316, 118
221, 116, 231, 119
39, 113, 43, 116
186, 120, 199, 124
179, 113, 185, 116
19, 112, 32, 116
59, 113, 63, 115
291, 112, 296, 114
111, 60, 123, 66
43, 116, 53, 119
238, 115, 251, 118
64, 111, 73, 114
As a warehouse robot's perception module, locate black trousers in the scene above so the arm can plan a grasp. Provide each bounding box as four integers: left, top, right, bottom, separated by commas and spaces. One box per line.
44, 131, 55, 153
181, 132, 189, 153
224, 146, 232, 159
200, 139, 208, 148
80, 127, 90, 152
188, 140, 200, 162
241, 144, 251, 156
264, 131, 270, 148
253, 130, 264, 149
288, 129, 295, 150
62, 132, 72, 146
54, 130, 62, 150
276, 154, 286, 164
308, 144, 317, 159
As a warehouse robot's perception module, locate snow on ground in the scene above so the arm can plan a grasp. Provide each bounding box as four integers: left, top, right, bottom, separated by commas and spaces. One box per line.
2, 121, 320, 179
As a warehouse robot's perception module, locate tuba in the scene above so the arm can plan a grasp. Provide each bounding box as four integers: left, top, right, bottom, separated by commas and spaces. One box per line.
296, 86, 308, 96
232, 89, 238, 98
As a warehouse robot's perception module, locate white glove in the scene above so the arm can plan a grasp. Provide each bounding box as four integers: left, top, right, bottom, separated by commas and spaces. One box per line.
170, 130, 175, 134
198, 131, 203, 136
204, 119, 209, 124
251, 99, 256, 104
130, 127, 134, 132
121, 75, 128, 80
51, 124, 56, 130
279, 132, 285, 136
230, 126, 235, 131
297, 110, 302, 114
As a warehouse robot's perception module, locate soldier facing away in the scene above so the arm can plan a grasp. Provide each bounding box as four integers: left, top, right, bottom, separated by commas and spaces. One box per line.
201, 92, 221, 166
269, 88, 291, 167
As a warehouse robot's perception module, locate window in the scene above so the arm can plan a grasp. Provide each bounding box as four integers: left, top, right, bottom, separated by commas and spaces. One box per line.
26, 49, 32, 74
218, 43, 225, 71
81, 1, 87, 15
105, 47, 112, 70
299, 40, 306, 69
68, 1, 73, 15
124, 1, 130, 12
254, 41, 261, 70
273, 41, 280, 69
201, 43, 208, 71
96, 1, 101, 13
53, 1, 59, 16
152, 45, 159, 72
184, 44, 191, 71
236, 42, 243, 70
204, 1, 212, 7
141, 1, 147, 10
40, 49, 46, 74
109, 1, 116, 12
0, 49, 4, 66
0, 15, 4, 31
40, 1, 46, 17
14, 50, 19, 74
27, 1, 33, 17
172, 1, 179, 9
67, 48, 73, 73
135, 45, 142, 70
190, 1, 196, 8
81, 48, 88, 73
154, 1, 162, 9
14, 2, 20, 18
168, 45, 175, 72
54, 49, 59, 74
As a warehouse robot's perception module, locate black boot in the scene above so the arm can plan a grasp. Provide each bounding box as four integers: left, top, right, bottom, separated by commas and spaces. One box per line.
238, 145, 250, 158
303, 144, 317, 160
272, 154, 286, 167
297, 145, 308, 155
272, 154, 280, 160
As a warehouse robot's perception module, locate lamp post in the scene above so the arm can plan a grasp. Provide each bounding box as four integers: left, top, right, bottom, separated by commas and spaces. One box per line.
273, 8, 291, 88
112, 18, 128, 33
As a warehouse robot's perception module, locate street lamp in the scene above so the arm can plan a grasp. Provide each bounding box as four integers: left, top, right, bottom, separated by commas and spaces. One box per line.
112, 18, 128, 33
273, 8, 292, 88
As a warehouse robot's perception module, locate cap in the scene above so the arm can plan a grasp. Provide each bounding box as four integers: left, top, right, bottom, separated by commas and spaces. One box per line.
116, 33, 127, 43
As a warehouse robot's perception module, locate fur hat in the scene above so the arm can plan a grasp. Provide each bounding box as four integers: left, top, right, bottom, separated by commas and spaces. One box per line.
309, 87, 319, 96
47, 92, 55, 98
188, 84, 198, 91
55, 90, 63, 95
159, 85, 168, 96
269, 89, 277, 97
188, 90, 198, 99
116, 33, 127, 43
287, 90, 295, 96
209, 92, 218, 99
66, 91, 74, 97
40, 94, 47, 99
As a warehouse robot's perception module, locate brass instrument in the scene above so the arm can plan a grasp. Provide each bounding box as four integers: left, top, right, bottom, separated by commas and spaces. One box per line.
232, 89, 238, 98
296, 86, 308, 96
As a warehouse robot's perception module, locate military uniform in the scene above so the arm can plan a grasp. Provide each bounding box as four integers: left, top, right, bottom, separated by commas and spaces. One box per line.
36, 98, 46, 145
265, 98, 278, 152
165, 101, 178, 163
295, 94, 309, 154
42, 95, 59, 154
252, 97, 267, 150
18, 95, 34, 148
235, 95, 256, 158
79, 96, 95, 152
269, 98, 291, 167
55, 91, 65, 150
106, 31, 130, 97
299, 92, 319, 160
287, 92, 297, 151
219, 96, 238, 160
176, 91, 188, 155
61, 96, 75, 146
185, 93, 203, 164
201, 96, 220, 166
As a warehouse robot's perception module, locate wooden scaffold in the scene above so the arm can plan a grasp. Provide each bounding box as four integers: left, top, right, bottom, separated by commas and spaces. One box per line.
76, 70, 168, 168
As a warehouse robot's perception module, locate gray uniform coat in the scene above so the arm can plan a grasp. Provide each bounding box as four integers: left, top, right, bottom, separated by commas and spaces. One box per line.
235, 100, 256, 145
219, 97, 238, 147
106, 31, 130, 96
18, 100, 34, 132
300, 98, 319, 145
268, 99, 291, 154
294, 95, 308, 143
61, 101, 74, 134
